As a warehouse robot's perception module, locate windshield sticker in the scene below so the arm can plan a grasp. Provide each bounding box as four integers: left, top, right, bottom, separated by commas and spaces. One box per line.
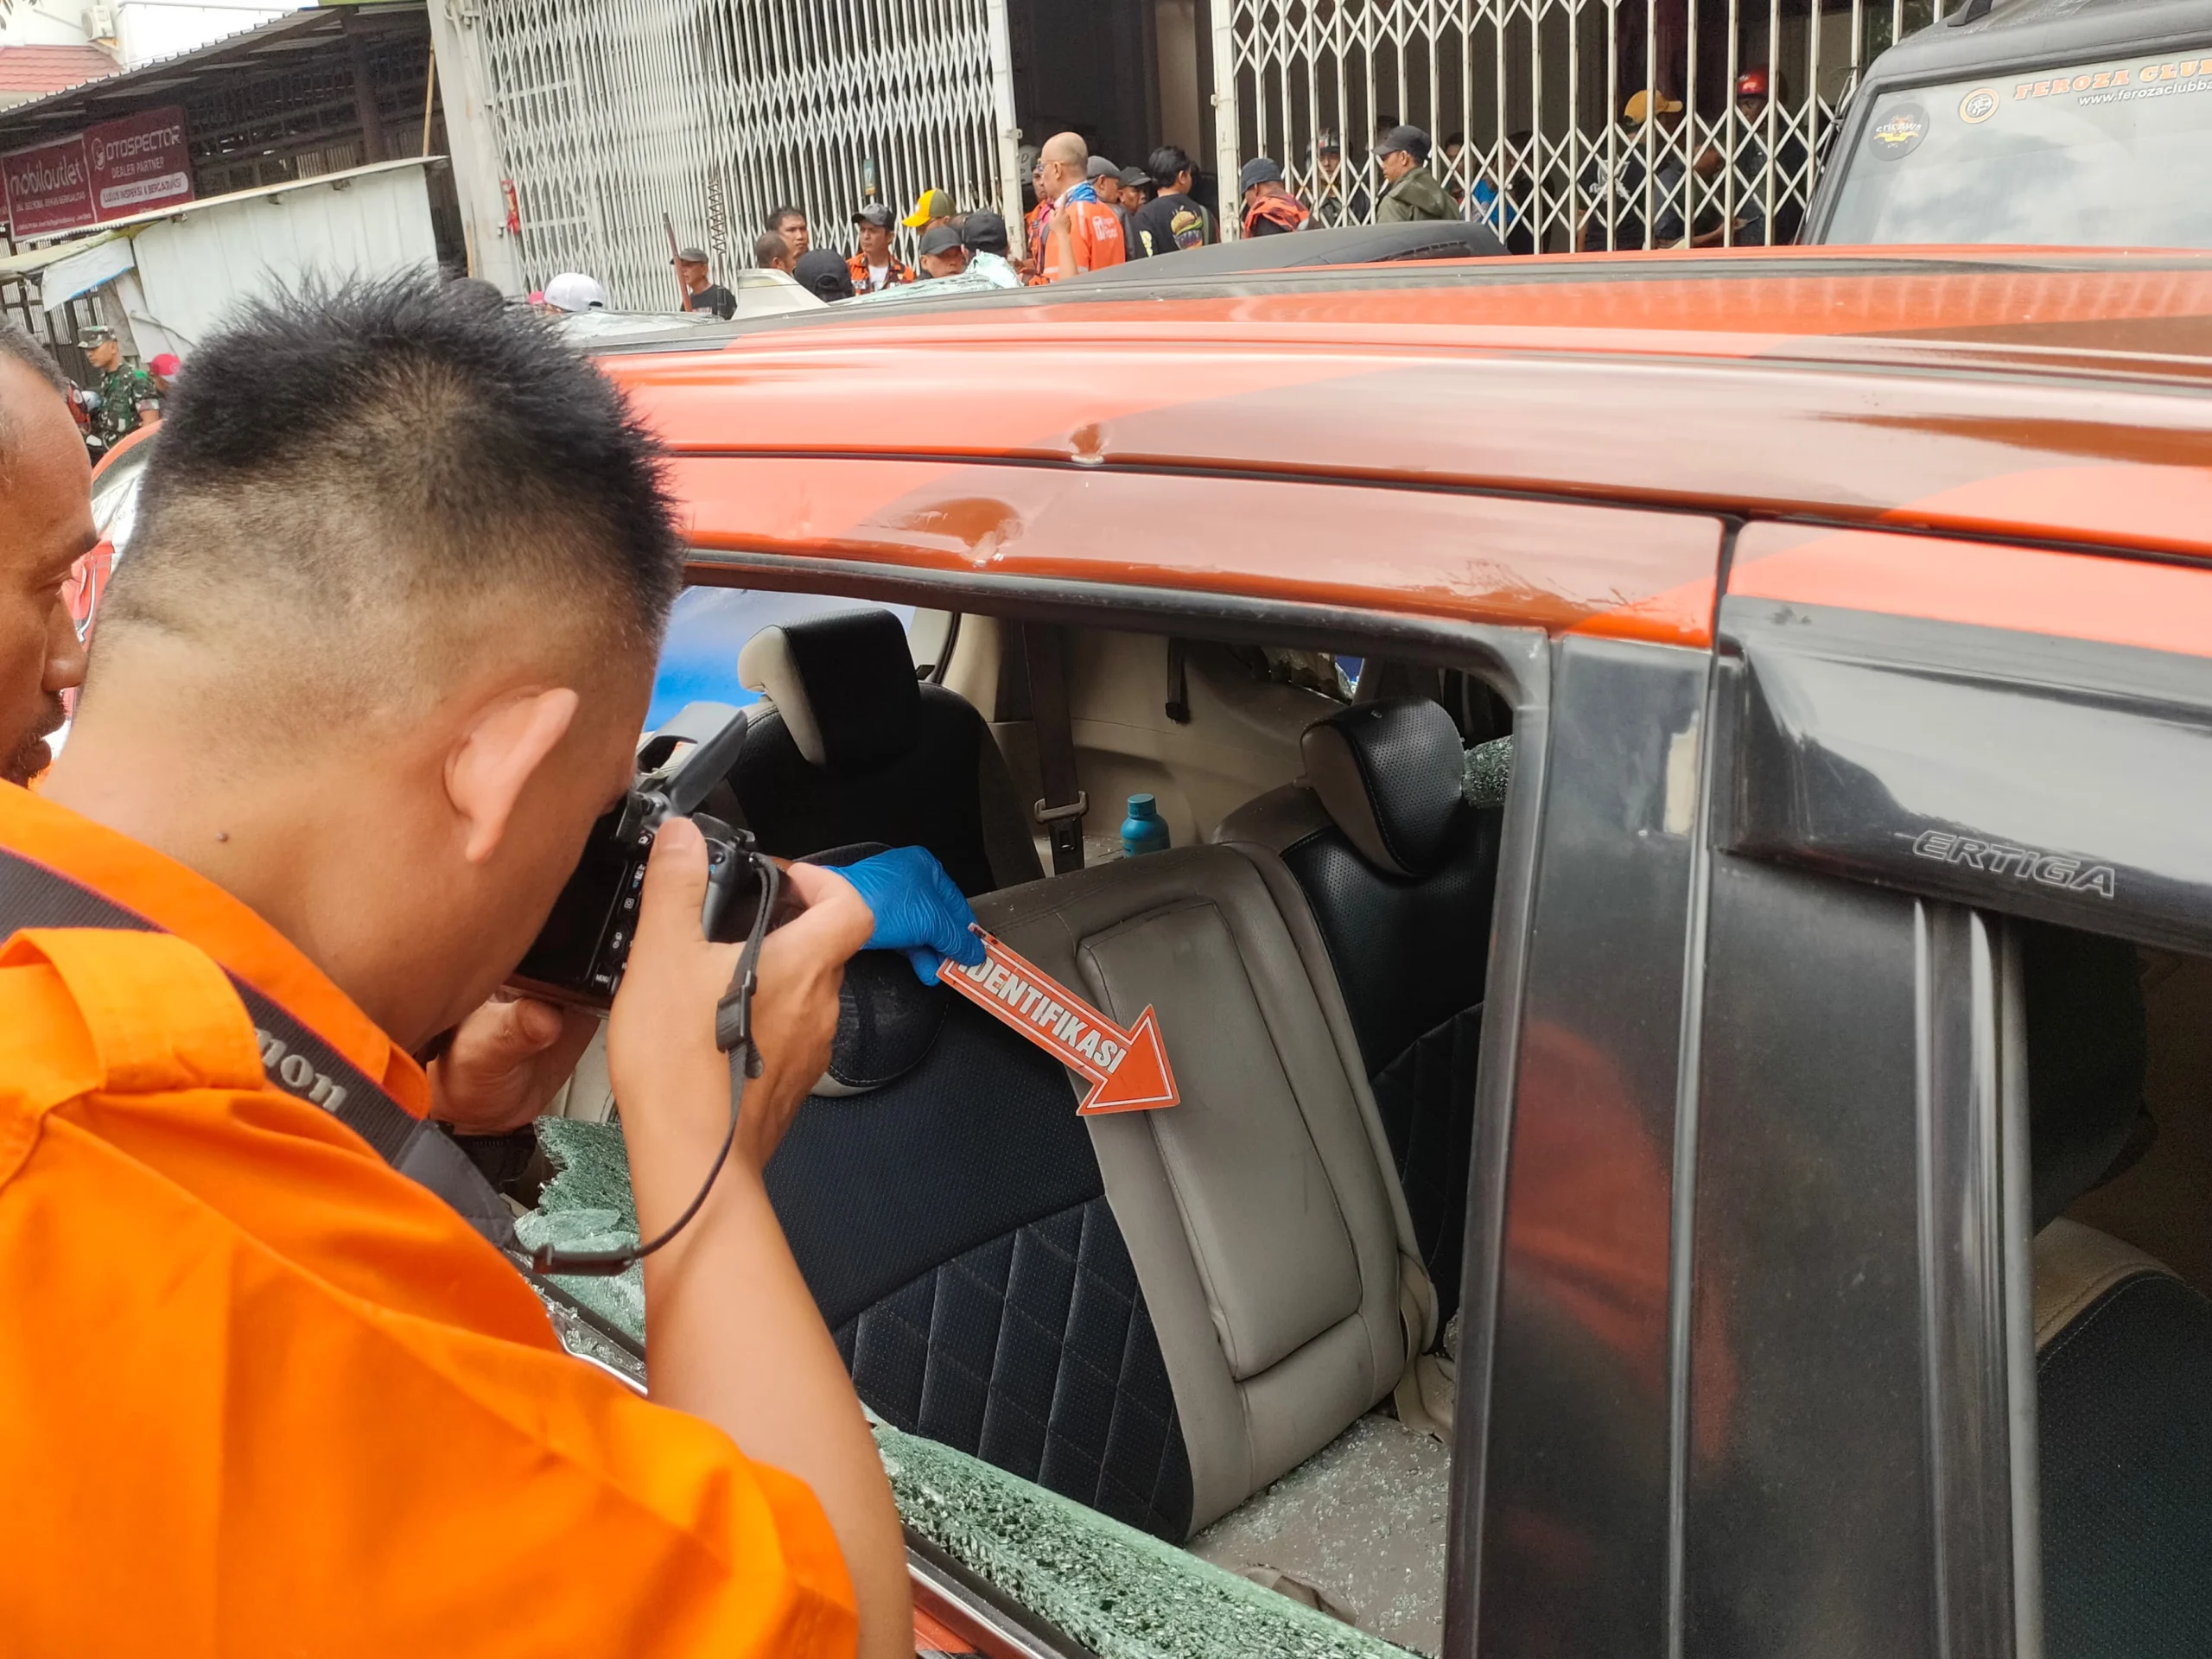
1870, 103, 1929, 158
1959, 86, 2000, 124
2014, 56, 2212, 109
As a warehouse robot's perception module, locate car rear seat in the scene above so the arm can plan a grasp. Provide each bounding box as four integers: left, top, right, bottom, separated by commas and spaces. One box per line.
729, 607, 1042, 895
762, 841, 1433, 1541
1214, 696, 1503, 1320
2018, 920, 2212, 1659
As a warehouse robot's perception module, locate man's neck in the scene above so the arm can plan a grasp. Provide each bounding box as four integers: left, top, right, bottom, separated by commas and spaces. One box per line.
43, 681, 433, 1043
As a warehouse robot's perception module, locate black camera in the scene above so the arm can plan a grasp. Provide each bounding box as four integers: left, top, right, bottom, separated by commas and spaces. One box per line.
511, 702, 794, 1007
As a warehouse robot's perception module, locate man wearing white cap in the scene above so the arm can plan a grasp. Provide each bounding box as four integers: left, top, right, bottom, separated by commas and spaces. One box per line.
542, 272, 608, 312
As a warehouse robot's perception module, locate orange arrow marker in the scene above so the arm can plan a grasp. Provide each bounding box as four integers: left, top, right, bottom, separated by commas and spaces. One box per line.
938, 930, 1179, 1114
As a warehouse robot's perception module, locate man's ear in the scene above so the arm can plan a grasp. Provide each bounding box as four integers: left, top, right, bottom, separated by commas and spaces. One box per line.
446, 687, 581, 863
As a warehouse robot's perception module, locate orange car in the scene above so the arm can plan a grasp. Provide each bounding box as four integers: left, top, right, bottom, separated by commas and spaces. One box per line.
536, 246, 2212, 1659
86, 250, 2212, 1659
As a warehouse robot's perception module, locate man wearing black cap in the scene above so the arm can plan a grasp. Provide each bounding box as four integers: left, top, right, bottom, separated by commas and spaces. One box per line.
673, 245, 738, 320
956, 212, 1023, 288
1374, 125, 1459, 223
845, 205, 912, 295
915, 221, 969, 279
1238, 156, 1311, 238
1117, 165, 1154, 218
793, 249, 856, 302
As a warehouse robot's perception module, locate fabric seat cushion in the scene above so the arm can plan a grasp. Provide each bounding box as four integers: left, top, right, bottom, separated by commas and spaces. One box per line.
2038, 1268, 2212, 1659
977, 844, 1425, 1532
765, 994, 1194, 1538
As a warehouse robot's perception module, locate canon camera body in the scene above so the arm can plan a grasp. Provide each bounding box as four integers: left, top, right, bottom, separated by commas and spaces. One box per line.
512, 702, 779, 1007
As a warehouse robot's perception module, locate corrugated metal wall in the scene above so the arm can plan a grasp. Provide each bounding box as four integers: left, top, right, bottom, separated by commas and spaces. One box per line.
446, 0, 1020, 308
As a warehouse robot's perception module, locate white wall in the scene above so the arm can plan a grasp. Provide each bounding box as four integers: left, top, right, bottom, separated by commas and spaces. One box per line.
118, 162, 440, 354
0, 0, 102, 48
113, 0, 305, 70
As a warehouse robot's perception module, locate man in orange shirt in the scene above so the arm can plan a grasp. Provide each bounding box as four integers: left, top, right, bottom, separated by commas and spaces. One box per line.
1033, 130, 1127, 283
0, 278, 917, 1656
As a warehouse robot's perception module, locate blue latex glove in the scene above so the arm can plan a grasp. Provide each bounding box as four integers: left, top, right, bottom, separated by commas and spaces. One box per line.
837, 846, 988, 982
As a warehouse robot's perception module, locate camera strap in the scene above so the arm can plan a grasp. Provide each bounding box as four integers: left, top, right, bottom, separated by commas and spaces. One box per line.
0, 844, 517, 1250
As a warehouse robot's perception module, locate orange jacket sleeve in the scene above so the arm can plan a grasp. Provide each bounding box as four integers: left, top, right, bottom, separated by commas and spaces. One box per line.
0, 929, 856, 1659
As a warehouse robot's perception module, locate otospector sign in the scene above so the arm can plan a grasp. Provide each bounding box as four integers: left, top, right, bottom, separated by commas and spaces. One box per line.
1, 105, 191, 240
938, 931, 1180, 1114
86, 105, 192, 219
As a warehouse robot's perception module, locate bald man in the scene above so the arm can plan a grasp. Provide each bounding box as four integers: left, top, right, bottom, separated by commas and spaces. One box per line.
0, 320, 92, 785
1034, 130, 1127, 282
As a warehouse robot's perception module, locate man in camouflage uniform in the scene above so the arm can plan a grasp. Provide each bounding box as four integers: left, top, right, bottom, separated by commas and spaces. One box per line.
79, 326, 157, 449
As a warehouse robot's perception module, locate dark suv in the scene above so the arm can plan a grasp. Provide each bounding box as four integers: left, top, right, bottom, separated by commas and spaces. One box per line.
1804, 0, 2212, 246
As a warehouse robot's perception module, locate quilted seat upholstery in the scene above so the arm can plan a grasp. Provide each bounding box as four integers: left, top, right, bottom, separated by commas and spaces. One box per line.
837, 1194, 1193, 1539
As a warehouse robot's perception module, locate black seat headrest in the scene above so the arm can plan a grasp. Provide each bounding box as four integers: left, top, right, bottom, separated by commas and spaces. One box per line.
2024, 919, 2149, 1230
738, 608, 921, 772
1300, 697, 1470, 879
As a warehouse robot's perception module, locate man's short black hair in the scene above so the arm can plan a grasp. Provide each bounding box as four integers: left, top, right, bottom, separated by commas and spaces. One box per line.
0, 318, 69, 478
104, 274, 682, 710
1147, 145, 1193, 190
753, 228, 790, 266
766, 205, 805, 232
0, 318, 67, 397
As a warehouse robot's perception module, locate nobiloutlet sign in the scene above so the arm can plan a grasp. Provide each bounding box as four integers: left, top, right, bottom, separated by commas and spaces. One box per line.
2, 105, 193, 240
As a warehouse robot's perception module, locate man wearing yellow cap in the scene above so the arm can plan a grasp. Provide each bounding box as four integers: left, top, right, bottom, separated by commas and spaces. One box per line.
901, 188, 956, 233
1578, 88, 1720, 251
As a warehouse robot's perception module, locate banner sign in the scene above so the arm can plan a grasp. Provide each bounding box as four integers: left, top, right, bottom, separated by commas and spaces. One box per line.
86, 105, 192, 219
2, 105, 192, 240
2, 136, 94, 239
938, 930, 1180, 1114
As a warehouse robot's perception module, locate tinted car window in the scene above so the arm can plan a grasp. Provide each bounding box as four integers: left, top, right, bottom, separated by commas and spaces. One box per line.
1824, 50, 2212, 246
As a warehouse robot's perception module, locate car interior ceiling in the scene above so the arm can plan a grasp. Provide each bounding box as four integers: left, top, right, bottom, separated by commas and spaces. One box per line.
535, 599, 1515, 1655
524, 593, 2212, 1655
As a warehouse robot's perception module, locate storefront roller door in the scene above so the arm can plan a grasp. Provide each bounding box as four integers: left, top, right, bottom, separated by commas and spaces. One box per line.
451, 0, 1020, 307
1211, 0, 1948, 249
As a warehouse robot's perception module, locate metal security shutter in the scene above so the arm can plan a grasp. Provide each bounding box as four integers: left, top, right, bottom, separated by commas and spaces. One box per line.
446, 0, 1019, 307
1211, 0, 1946, 249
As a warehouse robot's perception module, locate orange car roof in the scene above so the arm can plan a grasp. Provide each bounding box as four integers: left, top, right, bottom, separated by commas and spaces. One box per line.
606, 248, 2212, 643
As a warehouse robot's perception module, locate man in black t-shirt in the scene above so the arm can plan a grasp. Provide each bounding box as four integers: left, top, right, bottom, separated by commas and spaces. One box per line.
1130, 144, 1217, 258
1578, 92, 1690, 251
1727, 68, 1809, 246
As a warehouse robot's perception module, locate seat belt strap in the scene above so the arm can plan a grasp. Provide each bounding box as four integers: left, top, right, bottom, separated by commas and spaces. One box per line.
0, 844, 516, 1249
1164, 638, 1191, 725
1022, 623, 1087, 876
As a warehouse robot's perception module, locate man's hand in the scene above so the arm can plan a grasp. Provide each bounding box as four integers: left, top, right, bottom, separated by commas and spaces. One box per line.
608, 819, 872, 1174
603, 818, 910, 1659
835, 845, 988, 982
428, 995, 601, 1134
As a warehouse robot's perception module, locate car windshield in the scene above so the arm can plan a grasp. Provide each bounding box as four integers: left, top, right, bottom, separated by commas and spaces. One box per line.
1824, 48, 2212, 247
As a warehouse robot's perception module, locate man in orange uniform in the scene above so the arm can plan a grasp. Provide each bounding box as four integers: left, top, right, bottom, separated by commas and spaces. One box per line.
0, 278, 915, 1657
846, 204, 912, 295
1033, 130, 1127, 283
1238, 156, 1313, 238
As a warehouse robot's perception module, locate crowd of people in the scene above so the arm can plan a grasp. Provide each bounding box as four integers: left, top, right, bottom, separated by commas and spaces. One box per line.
526, 73, 1804, 322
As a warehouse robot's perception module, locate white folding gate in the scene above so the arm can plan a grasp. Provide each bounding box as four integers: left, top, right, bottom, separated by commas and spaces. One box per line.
1212, 0, 1945, 248
438, 0, 1020, 308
